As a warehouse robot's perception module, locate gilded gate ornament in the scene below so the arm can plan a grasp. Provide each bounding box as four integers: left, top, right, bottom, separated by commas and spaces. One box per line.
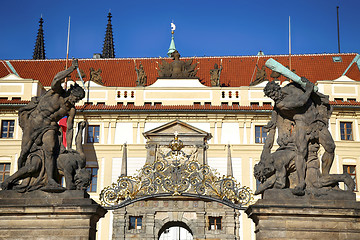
100, 135, 253, 210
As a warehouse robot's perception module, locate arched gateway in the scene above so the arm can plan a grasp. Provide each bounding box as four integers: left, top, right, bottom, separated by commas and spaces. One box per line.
100, 120, 253, 240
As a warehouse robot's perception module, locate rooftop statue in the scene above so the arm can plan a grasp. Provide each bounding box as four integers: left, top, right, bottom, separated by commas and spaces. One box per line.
157, 50, 198, 78
134, 60, 147, 86
254, 59, 355, 196
210, 61, 223, 87
250, 64, 267, 86
1, 59, 90, 192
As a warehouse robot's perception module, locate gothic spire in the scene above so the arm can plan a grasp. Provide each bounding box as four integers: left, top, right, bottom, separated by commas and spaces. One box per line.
102, 12, 115, 58
32, 17, 46, 59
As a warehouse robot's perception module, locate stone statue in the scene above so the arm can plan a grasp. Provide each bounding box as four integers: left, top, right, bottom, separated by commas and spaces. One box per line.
157, 50, 198, 78
270, 69, 281, 80
250, 64, 267, 86
57, 121, 91, 190
134, 60, 147, 86
2, 121, 91, 191
210, 62, 223, 87
90, 67, 103, 85
1, 59, 86, 192
254, 77, 354, 196
76, 68, 86, 80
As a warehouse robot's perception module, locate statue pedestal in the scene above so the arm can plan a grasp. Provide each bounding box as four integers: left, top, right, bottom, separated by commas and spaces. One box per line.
0, 190, 107, 240
245, 189, 360, 240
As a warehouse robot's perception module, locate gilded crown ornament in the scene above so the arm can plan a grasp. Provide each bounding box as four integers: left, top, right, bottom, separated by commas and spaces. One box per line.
169, 131, 183, 152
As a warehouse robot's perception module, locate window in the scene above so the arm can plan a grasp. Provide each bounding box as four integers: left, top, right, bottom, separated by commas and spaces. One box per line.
86, 167, 98, 192
263, 102, 272, 106
0, 163, 10, 186
255, 126, 267, 143
343, 165, 357, 191
332, 56, 342, 62
208, 216, 222, 230
340, 122, 353, 141
1, 120, 15, 138
129, 216, 142, 230
87, 125, 100, 143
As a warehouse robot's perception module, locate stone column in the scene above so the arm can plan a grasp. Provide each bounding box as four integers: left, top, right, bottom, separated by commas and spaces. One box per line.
144, 213, 156, 239
132, 122, 138, 144
109, 119, 117, 144
112, 208, 127, 240
104, 121, 110, 144
139, 121, 145, 144
195, 211, 206, 239
224, 210, 240, 240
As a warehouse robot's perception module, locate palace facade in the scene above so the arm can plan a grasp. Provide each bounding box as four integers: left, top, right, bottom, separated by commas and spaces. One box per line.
1, 52, 360, 239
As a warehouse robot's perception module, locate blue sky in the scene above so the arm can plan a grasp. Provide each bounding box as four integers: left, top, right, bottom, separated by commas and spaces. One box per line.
1, 0, 359, 59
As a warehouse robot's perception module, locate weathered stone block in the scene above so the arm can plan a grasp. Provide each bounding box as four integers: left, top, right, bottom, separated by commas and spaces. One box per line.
246, 189, 360, 240
0, 190, 107, 240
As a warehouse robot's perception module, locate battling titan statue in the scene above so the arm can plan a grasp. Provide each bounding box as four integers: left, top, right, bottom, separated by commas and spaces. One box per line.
254, 59, 355, 196
2, 59, 91, 192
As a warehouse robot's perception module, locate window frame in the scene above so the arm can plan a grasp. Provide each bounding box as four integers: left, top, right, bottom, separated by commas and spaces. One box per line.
0, 163, 11, 185
343, 165, 357, 191
340, 122, 353, 141
129, 216, 143, 230
1, 120, 15, 138
85, 166, 98, 192
87, 125, 100, 143
255, 125, 267, 144
208, 216, 222, 230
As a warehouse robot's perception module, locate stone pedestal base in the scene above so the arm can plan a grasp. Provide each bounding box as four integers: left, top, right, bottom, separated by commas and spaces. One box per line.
246, 189, 360, 240
0, 190, 107, 240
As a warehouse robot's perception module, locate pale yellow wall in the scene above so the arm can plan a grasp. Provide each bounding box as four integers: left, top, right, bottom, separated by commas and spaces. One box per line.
1, 77, 360, 240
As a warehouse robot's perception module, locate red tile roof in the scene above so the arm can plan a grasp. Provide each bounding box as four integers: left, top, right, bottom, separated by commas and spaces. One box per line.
1, 53, 359, 87
0, 60, 13, 77
0, 99, 30, 105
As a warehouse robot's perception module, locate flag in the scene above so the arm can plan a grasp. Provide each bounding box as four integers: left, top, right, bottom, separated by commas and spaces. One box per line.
59, 116, 67, 147
171, 22, 176, 31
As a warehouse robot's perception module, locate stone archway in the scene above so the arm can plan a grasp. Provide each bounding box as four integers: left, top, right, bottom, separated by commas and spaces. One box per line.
158, 221, 193, 240
112, 197, 241, 240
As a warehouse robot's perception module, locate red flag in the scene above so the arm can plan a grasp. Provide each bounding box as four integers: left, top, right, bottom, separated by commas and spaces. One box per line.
59, 116, 67, 147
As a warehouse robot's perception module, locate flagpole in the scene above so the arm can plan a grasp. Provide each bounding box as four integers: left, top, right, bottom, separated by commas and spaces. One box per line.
337, 6, 340, 53
289, 16, 292, 71
65, 16, 71, 90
